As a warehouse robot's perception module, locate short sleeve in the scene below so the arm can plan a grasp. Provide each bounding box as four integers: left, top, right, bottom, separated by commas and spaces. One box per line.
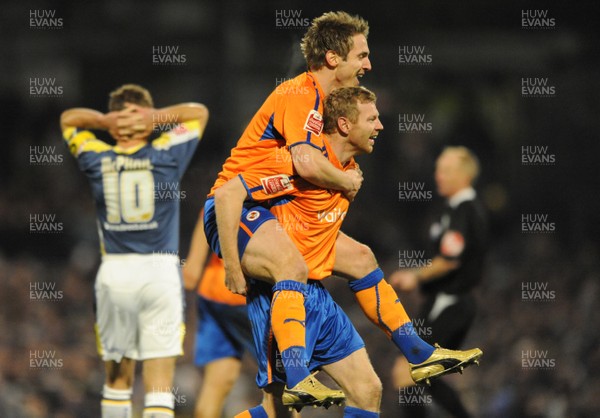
62, 127, 111, 158
439, 205, 469, 261
152, 120, 201, 178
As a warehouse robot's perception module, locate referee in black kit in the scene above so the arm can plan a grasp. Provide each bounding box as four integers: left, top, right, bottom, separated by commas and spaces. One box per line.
390, 146, 488, 418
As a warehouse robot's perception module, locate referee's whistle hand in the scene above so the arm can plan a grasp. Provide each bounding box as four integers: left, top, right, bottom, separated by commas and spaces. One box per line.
389, 270, 418, 292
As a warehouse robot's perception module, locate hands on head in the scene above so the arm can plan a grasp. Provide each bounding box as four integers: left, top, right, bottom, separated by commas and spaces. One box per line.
105, 104, 154, 142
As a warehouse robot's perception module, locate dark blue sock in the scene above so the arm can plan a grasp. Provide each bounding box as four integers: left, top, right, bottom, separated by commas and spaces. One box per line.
281, 345, 310, 388
392, 322, 435, 364
344, 406, 379, 417
248, 405, 268, 418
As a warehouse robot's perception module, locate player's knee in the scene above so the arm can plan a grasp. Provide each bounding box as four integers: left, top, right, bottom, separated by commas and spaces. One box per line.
214, 372, 237, 392
366, 373, 383, 400
362, 376, 383, 409
289, 261, 309, 283
281, 253, 309, 283
350, 243, 377, 274
359, 244, 378, 269
346, 372, 382, 409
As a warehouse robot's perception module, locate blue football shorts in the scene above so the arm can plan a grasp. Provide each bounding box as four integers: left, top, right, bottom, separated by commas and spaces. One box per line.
194, 296, 256, 366
247, 279, 365, 388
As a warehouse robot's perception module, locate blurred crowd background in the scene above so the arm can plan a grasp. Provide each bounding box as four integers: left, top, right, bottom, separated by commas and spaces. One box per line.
1, 0, 599, 417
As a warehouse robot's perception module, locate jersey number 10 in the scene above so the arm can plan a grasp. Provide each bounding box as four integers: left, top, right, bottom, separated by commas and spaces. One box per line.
102, 171, 155, 224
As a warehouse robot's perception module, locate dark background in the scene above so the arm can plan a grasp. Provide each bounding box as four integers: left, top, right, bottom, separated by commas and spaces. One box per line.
1, 0, 599, 417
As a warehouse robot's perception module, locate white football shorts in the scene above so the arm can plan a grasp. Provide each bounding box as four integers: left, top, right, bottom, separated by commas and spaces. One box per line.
94, 253, 184, 362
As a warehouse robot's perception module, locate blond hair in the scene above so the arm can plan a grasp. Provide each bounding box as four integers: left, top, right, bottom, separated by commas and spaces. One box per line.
323, 86, 376, 134
300, 11, 369, 71
439, 146, 481, 181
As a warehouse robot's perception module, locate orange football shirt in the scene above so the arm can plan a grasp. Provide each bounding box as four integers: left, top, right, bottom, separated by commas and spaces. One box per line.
269, 138, 356, 280
210, 72, 326, 200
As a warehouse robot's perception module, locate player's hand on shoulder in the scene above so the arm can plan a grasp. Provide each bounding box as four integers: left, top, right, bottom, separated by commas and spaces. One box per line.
353, 163, 363, 178
344, 168, 363, 202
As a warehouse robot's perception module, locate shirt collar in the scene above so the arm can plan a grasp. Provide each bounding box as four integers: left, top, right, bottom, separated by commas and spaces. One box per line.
448, 187, 476, 208
306, 72, 326, 102
113, 142, 147, 155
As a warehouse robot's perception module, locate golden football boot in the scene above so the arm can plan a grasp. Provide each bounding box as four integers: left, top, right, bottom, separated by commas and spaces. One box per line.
282, 372, 345, 412
410, 344, 483, 386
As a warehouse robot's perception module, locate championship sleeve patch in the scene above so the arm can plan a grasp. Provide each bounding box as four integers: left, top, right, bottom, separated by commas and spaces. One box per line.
303, 109, 323, 137
173, 124, 189, 135
440, 230, 465, 258
260, 174, 293, 195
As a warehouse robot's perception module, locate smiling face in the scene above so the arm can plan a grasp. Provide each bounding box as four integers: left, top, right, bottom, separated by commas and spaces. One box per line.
334, 34, 372, 87
347, 100, 383, 154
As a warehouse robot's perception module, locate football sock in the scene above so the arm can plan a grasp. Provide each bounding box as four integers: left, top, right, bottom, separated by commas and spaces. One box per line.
344, 406, 379, 417
101, 385, 132, 418
143, 391, 174, 418
235, 405, 269, 418
271, 280, 310, 388
348, 268, 434, 363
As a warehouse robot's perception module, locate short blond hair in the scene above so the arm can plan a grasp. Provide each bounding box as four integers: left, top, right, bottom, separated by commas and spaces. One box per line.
323, 86, 376, 134
439, 146, 480, 182
108, 84, 153, 111
300, 11, 369, 71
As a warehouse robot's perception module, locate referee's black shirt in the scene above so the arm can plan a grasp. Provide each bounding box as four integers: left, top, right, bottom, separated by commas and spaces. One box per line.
421, 187, 488, 296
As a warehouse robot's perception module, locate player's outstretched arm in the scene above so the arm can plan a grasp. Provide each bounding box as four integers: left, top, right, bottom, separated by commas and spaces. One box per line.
419, 256, 460, 282
389, 256, 460, 292
291, 144, 363, 200
213, 177, 249, 295
182, 214, 211, 291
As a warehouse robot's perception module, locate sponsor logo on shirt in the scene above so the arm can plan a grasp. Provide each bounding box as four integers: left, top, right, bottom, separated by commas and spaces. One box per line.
303, 109, 323, 136
260, 174, 293, 195
317, 207, 347, 223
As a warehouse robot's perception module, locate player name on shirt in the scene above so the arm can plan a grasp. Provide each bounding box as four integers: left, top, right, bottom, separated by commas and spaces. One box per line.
64, 120, 200, 254
101, 156, 154, 173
